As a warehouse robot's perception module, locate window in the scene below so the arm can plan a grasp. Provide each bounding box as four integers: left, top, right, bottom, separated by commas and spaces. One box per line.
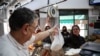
59, 9, 88, 37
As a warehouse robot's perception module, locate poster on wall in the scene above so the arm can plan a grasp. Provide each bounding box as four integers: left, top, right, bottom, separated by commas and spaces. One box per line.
88, 16, 98, 35
89, 16, 97, 27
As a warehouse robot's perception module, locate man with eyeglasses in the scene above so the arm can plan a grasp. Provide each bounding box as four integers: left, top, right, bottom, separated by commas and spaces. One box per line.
0, 7, 58, 56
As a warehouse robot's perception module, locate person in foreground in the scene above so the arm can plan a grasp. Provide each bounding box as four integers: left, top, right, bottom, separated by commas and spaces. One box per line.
0, 7, 58, 56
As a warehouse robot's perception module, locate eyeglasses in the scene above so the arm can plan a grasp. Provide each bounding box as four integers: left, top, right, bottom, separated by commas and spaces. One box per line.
29, 25, 38, 31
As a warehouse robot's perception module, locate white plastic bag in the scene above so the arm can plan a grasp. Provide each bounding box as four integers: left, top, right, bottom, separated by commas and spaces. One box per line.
50, 31, 64, 51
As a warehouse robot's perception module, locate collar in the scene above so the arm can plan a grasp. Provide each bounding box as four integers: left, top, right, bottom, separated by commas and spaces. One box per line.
7, 33, 27, 50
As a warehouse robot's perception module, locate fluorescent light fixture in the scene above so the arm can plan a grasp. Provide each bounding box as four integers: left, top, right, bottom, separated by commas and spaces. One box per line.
23, 0, 66, 10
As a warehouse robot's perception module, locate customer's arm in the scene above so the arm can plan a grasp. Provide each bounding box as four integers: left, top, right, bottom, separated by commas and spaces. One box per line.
34, 26, 58, 43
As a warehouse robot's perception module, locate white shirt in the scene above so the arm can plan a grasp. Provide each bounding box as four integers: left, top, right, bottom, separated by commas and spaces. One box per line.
0, 33, 35, 56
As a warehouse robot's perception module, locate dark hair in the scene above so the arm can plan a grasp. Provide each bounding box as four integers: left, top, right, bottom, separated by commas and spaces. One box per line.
62, 26, 67, 29
71, 25, 80, 34
45, 26, 51, 31
62, 26, 67, 31
9, 7, 38, 31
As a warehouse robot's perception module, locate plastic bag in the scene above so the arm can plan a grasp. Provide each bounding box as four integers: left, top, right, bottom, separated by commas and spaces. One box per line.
50, 31, 64, 51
